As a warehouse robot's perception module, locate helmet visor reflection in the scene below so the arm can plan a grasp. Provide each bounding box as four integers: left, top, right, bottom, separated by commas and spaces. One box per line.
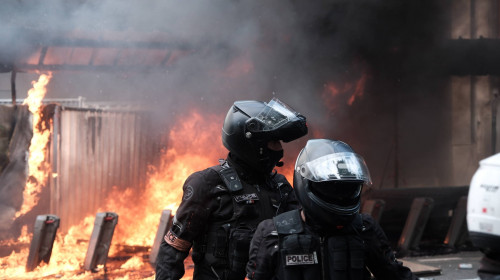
298, 152, 372, 184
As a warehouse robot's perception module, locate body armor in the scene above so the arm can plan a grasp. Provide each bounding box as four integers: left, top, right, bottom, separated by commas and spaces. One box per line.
273, 209, 369, 280
192, 162, 293, 280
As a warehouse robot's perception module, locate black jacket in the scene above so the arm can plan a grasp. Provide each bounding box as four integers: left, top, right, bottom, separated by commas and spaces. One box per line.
155, 154, 299, 280
246, 209, 418, 280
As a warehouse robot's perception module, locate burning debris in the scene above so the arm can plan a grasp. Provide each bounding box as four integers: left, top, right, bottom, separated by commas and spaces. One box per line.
83, 212, 118, 272
1, 0, 495, 279
0, 73, 236, 279
26, 215, 60, 272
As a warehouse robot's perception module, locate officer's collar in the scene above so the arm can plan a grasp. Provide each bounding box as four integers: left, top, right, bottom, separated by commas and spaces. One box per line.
303, 211, 362, 236
226, 153, 271, 183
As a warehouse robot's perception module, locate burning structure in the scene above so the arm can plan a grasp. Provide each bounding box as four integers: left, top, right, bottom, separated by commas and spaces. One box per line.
0, 0, 499, 279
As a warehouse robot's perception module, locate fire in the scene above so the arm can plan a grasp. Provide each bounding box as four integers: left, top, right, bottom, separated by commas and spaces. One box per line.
0, 102, 301, 279
321, 68, 370, 111
93, 109, 224, 279
1, 73, 102, 279
120, 256, 144, 270
0, 216, 95, 279
0, 107, 224, 279
347, 73, 368, 106
106, 109, 225, 247
15, 72, 53, 218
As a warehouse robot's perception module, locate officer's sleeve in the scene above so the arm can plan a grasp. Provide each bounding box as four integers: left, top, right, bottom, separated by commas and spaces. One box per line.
361, 214, 418, 280
155, 170, 214, 280
246, 219, 279, 280
155, 239, 190, 280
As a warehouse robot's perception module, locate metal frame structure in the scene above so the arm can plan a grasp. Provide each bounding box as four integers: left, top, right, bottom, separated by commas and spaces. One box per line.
4, 37, 194, 104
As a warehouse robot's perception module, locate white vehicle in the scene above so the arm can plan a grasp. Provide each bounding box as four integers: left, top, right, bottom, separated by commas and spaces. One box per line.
467, 153, 500, 257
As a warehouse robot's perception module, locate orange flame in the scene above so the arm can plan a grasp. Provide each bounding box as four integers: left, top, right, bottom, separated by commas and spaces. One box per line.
16, 72, 53, 218
347, 73, 368, 106
0, 109, 223, 279
322, 69, 370, 111
105, 110, 225, 247
0, 216, 95, 278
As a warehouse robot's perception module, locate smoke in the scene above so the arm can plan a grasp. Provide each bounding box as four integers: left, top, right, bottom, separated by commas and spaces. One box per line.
0, 0, 452, 188
0, 1, 395, 107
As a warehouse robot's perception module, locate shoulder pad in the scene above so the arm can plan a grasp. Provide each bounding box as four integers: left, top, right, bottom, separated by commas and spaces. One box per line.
210, 164, 243, 192
273, 209, 304, 235
272, 174, 292, 189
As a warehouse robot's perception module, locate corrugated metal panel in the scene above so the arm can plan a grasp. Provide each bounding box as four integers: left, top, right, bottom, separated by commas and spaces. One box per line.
49, 107, 158, 232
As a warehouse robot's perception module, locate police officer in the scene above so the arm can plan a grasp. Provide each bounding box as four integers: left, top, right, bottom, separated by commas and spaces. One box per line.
155, 98, 308, 280
246, 139, 418, 280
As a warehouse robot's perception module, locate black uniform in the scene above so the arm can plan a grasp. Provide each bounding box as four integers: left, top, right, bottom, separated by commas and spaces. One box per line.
246, 209, 418, 280
155, 154, 299, 280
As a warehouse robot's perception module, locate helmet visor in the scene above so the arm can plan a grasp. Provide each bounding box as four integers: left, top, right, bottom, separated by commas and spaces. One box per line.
310, 181, 362, 205
297, 152, 372, 185
253, 98, 300, 131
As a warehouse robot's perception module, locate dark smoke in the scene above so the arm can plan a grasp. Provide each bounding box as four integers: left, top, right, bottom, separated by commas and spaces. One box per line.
0, 0, 452, 189
1, 1, 402, 105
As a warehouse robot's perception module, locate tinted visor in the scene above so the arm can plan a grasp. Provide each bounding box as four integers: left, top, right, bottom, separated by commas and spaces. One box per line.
309, 181, 362, 206
298, 152, 372, 185
245, 98, 307, 142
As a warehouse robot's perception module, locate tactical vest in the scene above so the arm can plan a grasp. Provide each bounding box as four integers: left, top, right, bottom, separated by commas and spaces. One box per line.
192, 162, 292, 280
274, 209, 367, 280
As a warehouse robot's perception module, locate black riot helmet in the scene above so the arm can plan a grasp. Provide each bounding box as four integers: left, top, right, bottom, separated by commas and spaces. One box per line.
222, 98, 308, 174
293, 139, 372, 228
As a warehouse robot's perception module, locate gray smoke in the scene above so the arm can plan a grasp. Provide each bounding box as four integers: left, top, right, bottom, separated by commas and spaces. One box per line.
0, 0, 450, 188
0, 1, 389, 114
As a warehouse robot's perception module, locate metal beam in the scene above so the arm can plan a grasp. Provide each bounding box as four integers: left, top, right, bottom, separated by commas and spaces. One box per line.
34, 38, 192, 50
13, 63, 173, 73
445, 39, 500, 75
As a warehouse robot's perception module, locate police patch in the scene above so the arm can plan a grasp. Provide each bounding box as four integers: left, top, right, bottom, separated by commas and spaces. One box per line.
234, 193, 259, 204
183, 185, 194, 201
285, 252, 318, 266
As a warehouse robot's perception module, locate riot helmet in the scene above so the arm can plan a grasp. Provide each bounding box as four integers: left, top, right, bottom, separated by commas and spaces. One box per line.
293, 139, 372, 228
222, 98, 307, 174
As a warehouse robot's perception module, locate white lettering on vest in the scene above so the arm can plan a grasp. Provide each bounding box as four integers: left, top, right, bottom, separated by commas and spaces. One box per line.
285, 252, 318, 266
